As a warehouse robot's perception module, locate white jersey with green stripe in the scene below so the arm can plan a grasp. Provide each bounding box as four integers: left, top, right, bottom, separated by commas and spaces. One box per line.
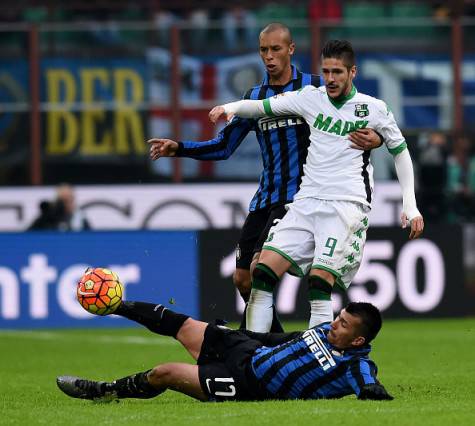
262, 85, 407, 208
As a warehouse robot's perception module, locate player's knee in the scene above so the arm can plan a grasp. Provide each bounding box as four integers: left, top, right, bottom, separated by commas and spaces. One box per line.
148, 365, 171, 386
310, 269, 335, 285
176, 317, 195, 335
233, 269, 251, 294
148, 363, 182, 387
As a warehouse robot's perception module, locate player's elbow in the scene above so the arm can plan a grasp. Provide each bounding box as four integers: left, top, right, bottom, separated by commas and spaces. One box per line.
218, 152, 232, 160
218, 146, 237, 160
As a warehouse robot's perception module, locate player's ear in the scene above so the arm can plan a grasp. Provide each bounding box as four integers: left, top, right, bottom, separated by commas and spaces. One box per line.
350, 65, 357, 79
289, 42, 295, 56
352, 335, 365, 347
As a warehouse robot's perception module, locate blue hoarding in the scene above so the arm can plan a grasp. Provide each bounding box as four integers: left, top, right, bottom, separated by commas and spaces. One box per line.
0, 231, 198, 328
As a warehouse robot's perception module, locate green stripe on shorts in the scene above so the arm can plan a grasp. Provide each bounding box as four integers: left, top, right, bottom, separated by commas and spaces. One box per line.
262, 245, 304, 277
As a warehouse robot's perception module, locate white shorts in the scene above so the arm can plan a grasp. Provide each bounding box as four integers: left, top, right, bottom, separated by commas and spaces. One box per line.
262, 198, 369, 290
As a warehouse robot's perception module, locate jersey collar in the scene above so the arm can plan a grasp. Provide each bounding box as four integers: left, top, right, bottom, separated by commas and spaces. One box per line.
263, 64, 299, 86
327, 85, 357, 109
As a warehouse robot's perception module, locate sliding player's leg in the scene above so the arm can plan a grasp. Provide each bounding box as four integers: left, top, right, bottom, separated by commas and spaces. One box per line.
87, 299, 208, 361
116, 303, 210, 360
57, 363, 206, 402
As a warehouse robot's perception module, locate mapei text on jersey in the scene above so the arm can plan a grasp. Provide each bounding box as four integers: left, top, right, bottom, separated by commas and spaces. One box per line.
313, 113, 369, 136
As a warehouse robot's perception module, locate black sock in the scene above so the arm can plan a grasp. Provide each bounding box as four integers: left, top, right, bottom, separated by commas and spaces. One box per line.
270, 305, 284, 333
239, 303, 248, 330
105, 371, 161, 399
238, 291, 251, 329
252, 263, 279, 292
240, 290, 250, 303
308, 276, 333, 301
115, 301, 189, 337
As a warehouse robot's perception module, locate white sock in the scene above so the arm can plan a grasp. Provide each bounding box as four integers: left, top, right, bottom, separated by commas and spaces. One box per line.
308, 300, 333, 328
246, 289, 273, 332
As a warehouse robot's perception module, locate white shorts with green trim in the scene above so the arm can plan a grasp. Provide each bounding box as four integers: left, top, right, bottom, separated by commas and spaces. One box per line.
262, 198, 369, 290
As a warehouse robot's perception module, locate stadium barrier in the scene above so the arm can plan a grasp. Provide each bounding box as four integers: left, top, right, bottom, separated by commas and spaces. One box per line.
0, 182, 406, 232
199, 226, 469, 322
0, 231, 198, 328
0, 225, 471, 329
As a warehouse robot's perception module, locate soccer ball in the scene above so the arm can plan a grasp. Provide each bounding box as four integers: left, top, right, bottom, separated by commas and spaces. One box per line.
77, 268, 123, 316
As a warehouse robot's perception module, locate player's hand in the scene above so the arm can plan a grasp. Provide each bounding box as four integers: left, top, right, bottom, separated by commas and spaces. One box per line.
349, 128, 382, 151
358, 384, 394, 401
209, 106, 234, 123
147, 138, 179, 160
401, 212, 424, 240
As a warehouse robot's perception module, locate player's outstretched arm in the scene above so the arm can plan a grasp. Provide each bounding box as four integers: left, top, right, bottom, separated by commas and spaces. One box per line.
209, 99, 267, 123
348, 359, 393, 401
147, 138, 179, 160
210, 89, 309, 123
394, 149, 424, 239
149, 116, 254, 161
209, 105, 234, 123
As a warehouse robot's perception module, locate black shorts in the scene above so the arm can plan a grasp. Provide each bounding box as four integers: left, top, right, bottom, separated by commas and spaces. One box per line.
197, 325, 267, 401
236, 204, 288, 269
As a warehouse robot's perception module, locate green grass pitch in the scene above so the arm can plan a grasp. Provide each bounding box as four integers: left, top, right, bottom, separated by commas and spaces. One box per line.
1, 318, 475, 425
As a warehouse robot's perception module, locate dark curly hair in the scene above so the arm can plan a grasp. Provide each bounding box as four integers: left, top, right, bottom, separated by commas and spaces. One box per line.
321, 39, 356, 68
345, 302, 382, 343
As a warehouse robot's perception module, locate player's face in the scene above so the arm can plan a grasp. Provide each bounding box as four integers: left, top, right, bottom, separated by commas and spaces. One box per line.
327, 309, 365, 349
322, 58, 356, 99
259, 30, 295, 81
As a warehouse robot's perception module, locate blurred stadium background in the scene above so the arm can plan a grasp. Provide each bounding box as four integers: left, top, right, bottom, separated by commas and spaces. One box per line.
0, 0, 475, 329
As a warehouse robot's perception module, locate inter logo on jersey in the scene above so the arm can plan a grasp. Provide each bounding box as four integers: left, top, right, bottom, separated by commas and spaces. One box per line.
354, 104, 369, 118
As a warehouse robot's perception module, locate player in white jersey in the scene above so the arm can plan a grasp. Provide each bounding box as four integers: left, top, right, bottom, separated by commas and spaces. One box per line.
209, 40, 424, 332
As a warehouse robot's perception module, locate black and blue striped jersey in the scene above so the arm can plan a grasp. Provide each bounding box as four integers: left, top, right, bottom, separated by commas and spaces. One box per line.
176, 66, 322, 211
250, 323, 378, 399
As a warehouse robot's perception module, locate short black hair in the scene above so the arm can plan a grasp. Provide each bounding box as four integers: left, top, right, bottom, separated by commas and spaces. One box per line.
321, 40, 355, 68
260, 22, 293, 44
345, 302, 382, 343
